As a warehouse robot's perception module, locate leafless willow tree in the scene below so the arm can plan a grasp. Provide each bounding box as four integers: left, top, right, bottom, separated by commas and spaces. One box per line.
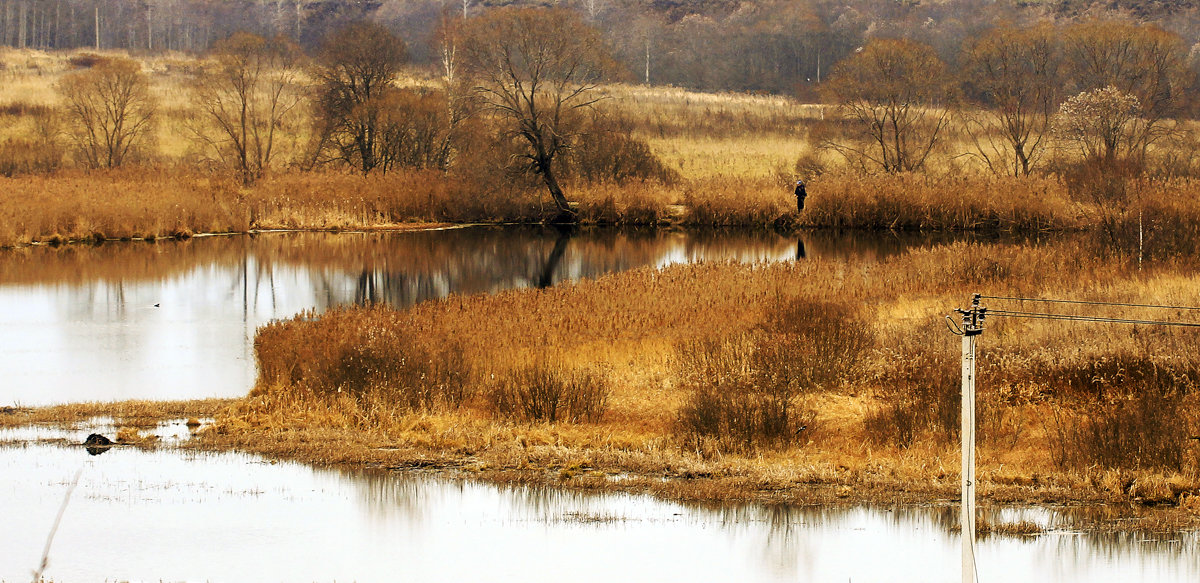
58, 57, 155, 168
1064, 21, 1193, 160
312, 21, 407, 174
961, 25, 1059, 177
459, 6, 614, 217
822, 38, 954, 173
189, 32, 304, 184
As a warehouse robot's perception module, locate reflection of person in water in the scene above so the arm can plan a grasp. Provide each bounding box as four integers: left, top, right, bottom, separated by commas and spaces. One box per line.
794, 179, 807, 212
795, 238, 807, 260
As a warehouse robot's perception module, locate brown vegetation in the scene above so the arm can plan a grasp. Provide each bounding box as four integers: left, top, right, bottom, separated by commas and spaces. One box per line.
219, 237, 1200, 518
4, 20, 1200, 245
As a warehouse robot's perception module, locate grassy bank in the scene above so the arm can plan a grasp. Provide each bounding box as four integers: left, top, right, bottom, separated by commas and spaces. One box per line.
181, 237, 1200, 527
10, 165, 1200, 248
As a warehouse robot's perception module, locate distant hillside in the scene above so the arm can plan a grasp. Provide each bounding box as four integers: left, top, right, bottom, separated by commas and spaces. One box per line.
1, 0, 1197, 96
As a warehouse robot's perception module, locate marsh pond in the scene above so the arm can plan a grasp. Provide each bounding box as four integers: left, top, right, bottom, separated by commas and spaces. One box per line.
1, 227, 1196, 582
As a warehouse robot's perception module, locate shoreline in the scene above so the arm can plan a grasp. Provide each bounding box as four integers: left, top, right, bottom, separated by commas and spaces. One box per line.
0, 221, 464, 250
7, 168, 1186, 249
3, 400, 1196, 535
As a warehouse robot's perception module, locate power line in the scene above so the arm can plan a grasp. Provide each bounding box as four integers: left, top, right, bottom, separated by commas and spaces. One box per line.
980, 295, 1200, 312
987, 308, 1200, 328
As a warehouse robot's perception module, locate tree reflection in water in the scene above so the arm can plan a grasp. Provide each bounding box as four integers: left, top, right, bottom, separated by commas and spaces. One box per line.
2, 227, 1052, 405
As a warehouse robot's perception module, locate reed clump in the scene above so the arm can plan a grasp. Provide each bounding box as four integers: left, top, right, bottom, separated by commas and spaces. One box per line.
675, 298, 873, 452
255, 306, 472, 413
488, 362, 610, 423
1048, 389, 1199, 472
798, 172, 1079, 231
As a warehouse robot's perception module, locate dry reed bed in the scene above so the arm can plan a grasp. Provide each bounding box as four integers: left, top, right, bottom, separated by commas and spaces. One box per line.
0, 168, 469, 247
216, 239, 1200, 518
13, 168, 1200, 247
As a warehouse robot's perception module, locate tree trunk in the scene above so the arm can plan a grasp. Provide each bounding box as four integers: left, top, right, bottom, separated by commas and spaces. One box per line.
539, 162, 574, 219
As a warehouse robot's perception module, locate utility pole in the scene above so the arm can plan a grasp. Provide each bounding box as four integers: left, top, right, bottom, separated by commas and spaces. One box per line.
952, 293, 985, 583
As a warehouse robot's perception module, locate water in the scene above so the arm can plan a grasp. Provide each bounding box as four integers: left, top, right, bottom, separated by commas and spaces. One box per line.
1, 427, 1194, 583
0, 227, 984, 406
2, 228, 1194, 582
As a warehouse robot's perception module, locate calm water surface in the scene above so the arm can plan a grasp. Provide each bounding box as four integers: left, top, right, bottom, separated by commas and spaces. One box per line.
1, 424, 1194, 583
0, 227, 989, 406
2, 228, 1194, 582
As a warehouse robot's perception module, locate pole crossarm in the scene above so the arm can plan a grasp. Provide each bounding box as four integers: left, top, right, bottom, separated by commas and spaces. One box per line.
954, 292, 987, 336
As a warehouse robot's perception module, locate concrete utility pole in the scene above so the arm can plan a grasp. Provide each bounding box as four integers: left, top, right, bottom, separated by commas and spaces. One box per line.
952, 294, 986, 583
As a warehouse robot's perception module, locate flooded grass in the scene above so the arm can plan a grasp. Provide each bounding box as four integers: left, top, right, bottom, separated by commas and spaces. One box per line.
0, 399, 236, 430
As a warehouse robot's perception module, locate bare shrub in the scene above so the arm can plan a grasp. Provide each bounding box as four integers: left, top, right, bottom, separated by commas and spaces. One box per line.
0, 137, 62, 177
378, 88, 457, 171
758, 298, 874, 390
0, 101, 54, 117
67, 53, 107, 69
488, 363, 609, 423
1048, 389, 1198, 472
675, 334, 812, 452
565, 113, 677, 184
675, 298, 871, 452
865, 329, 959, 448
1056, 156, 1142, 205
0, 107, 63, 177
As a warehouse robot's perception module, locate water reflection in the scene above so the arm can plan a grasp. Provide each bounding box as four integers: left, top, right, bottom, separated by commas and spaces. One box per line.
0, 438, 1194, 583
2, 227, 1010, 406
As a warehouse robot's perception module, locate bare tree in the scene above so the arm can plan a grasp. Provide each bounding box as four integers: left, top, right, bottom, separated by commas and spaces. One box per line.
1052, 86, 1141, 164
961, 24, 1059, 177
459, 6, 614, 218
58, 57, 155, 168
312, 21, 407, 174
1064, 21, 1193, 159
190, 32, 303, 185
822, 38, 954, 173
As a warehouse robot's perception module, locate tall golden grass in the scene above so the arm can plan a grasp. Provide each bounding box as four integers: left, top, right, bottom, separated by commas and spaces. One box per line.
237, 237, 1200, 507
0, 167, 485, 246
14, 166, 1200, 248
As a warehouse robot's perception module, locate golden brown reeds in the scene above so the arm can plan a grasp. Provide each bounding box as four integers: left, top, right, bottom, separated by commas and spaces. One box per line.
238, 236, 1200, 508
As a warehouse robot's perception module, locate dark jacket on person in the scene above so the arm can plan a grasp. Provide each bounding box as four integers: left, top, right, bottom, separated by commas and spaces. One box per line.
794, 180, 807, 211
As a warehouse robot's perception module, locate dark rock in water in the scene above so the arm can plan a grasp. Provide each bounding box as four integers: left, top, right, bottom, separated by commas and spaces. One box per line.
83, 433, 113, 446
86, 445, 112, 456
84, 433, 114, 456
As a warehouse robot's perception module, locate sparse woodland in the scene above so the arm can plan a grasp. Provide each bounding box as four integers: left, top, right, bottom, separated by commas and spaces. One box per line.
0, 3, 1199, 245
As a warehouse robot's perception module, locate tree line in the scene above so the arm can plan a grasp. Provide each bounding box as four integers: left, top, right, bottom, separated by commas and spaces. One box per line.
4, 0, 1200, 96
9, 6, 1200, 211
28, 7, 669, 220
820, 20, 1198, 180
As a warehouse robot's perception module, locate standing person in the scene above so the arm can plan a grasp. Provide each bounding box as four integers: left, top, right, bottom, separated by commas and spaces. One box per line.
794, 179, 807, 212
